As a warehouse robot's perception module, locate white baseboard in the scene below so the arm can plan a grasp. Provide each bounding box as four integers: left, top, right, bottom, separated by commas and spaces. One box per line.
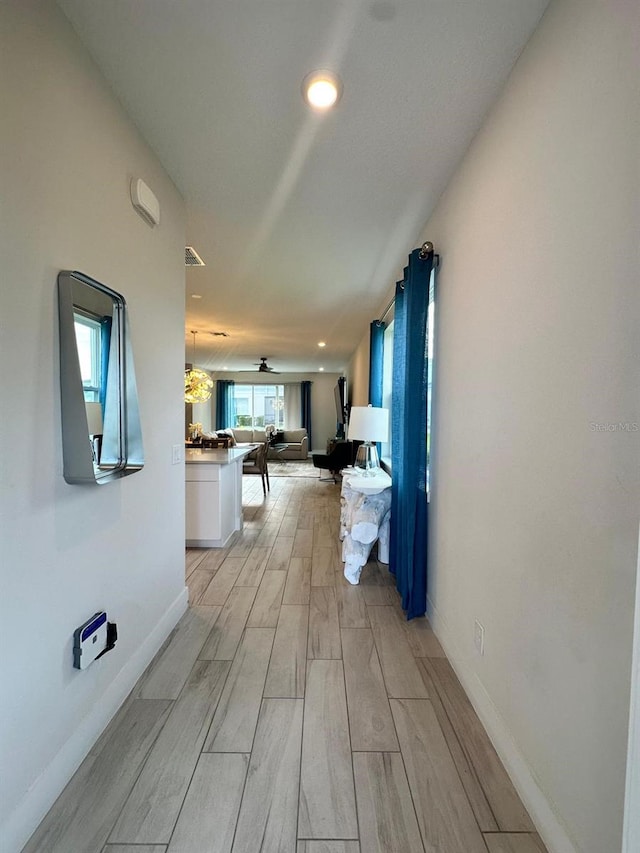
622, 525, 640, 853
1, 586, 189, 853
426, 595, 578, 853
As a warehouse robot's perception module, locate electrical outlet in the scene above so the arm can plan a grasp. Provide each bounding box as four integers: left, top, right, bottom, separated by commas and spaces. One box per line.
474, 619, 485, 655
172, 444, 182, 464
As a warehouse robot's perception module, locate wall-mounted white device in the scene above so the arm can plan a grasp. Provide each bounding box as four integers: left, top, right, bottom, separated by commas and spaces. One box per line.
73, 611, 108, 670
130, 177, 160, 227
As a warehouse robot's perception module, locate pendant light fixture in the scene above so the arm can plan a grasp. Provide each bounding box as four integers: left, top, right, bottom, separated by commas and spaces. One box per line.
184, 330, 213, 403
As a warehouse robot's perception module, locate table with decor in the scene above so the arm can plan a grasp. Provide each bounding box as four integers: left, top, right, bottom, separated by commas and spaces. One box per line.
340, 468, 392, 584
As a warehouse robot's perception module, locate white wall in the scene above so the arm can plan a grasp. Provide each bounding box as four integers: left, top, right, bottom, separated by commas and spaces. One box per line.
209, 372, 342, 451
0, 2, 187, 850
421, 1, 639, 851
346, 335, 370, 408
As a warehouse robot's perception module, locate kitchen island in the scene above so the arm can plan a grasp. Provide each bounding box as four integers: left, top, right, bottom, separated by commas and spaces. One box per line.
185, 445, 256, 547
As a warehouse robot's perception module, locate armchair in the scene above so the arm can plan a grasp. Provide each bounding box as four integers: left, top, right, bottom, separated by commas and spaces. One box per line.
311, 440, 355, 482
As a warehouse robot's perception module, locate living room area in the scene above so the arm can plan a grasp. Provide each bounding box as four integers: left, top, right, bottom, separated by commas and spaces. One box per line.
186, 372, 348, 475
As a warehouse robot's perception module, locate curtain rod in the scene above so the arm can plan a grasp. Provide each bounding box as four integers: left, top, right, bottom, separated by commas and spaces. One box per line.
375, 242, 439, 325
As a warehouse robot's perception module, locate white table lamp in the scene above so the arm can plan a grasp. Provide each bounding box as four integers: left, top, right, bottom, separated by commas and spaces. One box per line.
348, 406, 389, 475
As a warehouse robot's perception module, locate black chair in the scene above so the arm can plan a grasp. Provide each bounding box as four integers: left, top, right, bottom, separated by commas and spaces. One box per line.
312, 440, 356, 482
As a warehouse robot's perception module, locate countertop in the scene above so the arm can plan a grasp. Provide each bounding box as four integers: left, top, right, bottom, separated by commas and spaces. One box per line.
185, 445, 257, 465
341, 467, 392, 494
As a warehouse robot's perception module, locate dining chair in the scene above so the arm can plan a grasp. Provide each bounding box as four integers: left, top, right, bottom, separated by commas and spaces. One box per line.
242, 441, 270, 496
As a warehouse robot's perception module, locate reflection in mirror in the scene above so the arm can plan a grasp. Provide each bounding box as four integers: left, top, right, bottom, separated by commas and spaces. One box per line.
58, 270, 143, 484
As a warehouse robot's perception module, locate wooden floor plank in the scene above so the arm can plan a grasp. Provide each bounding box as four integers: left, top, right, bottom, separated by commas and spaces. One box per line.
200, 556, 247, 606
399, 613, 446, 658
298, 660, 358, 839
235, 546, 271, 586
283, 556, 312, 605
417, 659, 498, 831
199, 586, 258, 660
311, 546, 335, 586
313, 520, 333, 542
232, 699, 304, 853
367, 606, 428, 699
265, 536, 294, 571
227, 530, 260, 558
166, 753, 248, 853
278, 516, 299, 537
390, 698, 487, 853
353, 751, 425, 853
341, 628, 399, 752
185, 548, 208, 578
246, 570, 286, 627
308, 586, 341, 659
335, 575, 370, 628
104, 846, 167, 853
264, 604, 309, 698
23, 700, 171, 853
297, 844, 360, 853
110, 661, 231, 844
357, 559, 398, 604
197, 548, 228, 573
138, 606, 221, 700
422, 657, 535, 832
484, 833, 548, 853
293, 527, 314, 557
255, 521, 281, 548
296, 511, 315, 529
186, 568, 215, 605
203, 627, 274, 752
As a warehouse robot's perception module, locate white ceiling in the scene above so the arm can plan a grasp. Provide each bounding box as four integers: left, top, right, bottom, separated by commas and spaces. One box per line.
58, 0, 549, 374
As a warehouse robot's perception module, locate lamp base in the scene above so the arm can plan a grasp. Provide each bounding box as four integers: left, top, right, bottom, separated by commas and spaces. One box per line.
354, 441, 379, 476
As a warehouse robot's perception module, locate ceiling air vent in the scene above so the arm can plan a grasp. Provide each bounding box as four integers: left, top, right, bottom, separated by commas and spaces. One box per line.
185, 246, 205, 266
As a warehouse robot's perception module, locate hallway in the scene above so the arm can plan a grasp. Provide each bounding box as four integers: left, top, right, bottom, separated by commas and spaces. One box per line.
24, 475, 547, 853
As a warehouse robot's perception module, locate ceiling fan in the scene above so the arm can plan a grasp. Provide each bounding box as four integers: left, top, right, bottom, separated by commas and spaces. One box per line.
241, 357, 281, 374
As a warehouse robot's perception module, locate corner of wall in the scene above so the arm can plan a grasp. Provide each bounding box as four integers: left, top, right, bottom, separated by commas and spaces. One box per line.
427, 595, 578, 853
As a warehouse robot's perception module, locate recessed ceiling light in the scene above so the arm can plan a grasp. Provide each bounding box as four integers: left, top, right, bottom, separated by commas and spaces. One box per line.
302, 70, 342, 111
317, 341, 326, 348
191, 293, 202, 299
319, 367, 324, 372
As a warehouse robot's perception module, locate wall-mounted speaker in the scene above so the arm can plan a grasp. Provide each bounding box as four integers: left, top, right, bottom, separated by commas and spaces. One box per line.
130, 177, 160, 227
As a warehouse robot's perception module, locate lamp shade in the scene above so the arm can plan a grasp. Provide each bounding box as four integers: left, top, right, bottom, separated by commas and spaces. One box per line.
348, 406, 389, 443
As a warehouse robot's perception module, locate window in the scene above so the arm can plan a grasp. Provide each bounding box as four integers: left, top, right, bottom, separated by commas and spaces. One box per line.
231, 384, 285, 429
74, 312, 102, 402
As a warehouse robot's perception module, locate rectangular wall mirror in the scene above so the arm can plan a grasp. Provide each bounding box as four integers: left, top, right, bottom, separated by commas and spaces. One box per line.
58, 270, 144, 484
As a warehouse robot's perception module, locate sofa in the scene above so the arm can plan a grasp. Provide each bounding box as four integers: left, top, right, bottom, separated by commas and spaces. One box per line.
216, 427, 308, 460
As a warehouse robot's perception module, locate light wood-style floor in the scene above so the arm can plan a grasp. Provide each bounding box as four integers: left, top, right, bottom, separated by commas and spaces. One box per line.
24, 474, 547, 853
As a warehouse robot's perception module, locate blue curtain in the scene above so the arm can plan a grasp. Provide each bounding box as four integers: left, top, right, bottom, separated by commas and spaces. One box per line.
369, 320, 385, 407
215, 379, 235, 430
389, 247, 434, 619
99, 316, 112, 411
301, 381, 312, 448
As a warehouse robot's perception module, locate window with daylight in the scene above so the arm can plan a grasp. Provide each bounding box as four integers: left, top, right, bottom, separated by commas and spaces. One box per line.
232, 384, 285, 429
74, 312, 102, 402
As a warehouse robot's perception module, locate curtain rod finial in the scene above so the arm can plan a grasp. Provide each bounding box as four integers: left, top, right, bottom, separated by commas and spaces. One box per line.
419, 241, 434, 259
